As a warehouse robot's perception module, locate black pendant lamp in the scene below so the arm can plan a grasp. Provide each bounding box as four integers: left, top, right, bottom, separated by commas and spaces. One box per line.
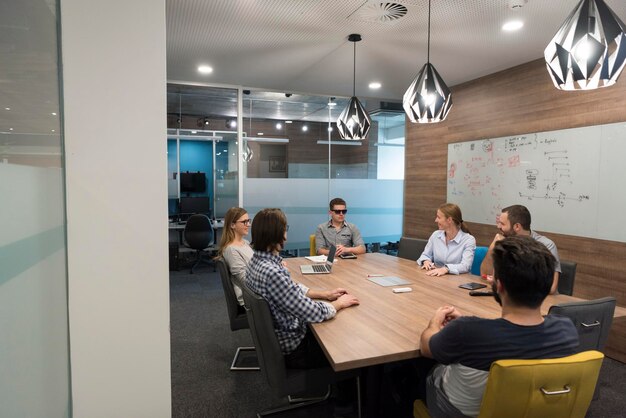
403, 0, 452, 123
545, 0, 626, 90
337, 34, 371, 140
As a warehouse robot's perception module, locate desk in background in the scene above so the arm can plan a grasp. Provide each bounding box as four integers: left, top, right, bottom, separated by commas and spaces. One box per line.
168, 218, 224, 270
285, 253, 626, 372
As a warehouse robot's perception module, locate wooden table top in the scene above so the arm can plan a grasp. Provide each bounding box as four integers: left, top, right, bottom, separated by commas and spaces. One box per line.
285, 252, 626, 372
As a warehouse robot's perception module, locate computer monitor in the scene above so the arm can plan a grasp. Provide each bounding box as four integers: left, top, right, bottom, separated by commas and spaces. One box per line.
180, 172, 207, 193
179, 197, 210, 217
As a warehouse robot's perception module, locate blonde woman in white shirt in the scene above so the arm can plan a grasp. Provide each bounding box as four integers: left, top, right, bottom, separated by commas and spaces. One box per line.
218, 207, 253, 306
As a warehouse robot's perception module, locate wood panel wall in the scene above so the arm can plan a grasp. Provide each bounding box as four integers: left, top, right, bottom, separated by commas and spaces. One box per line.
403, 58, 626, 362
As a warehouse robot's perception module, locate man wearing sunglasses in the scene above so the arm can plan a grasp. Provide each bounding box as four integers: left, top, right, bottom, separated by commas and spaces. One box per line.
315, 197, 366, 256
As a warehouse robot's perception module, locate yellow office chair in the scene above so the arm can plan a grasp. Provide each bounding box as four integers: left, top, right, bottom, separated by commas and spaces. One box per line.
309, 234, 316, 256
414, 350, 604, 418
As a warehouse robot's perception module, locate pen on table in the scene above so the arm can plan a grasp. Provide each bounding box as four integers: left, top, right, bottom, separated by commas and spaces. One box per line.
367, 274, 384, 277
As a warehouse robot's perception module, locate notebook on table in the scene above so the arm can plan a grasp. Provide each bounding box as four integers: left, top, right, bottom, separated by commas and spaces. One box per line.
300, 245, 336, 274
367, 276, 410, 287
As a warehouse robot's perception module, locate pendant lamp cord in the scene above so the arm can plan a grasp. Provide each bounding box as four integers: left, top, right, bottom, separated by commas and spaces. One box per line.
427, 0, 431, 63
353, 40, 356, 97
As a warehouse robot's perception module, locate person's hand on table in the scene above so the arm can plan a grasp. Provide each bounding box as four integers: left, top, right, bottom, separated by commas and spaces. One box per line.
335, 293, 360, 309
481, 274, 494, 283
421, 260, 436, 270
426, 266, 449, 276
324, 288, 348, 301
429, 305, 462, 330
335, 244, 346, 256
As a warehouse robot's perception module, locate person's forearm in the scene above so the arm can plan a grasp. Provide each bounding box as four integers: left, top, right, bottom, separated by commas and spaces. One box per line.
480, 249, 495, 276
550, 271, 559, 294
419, 326, 437, 358
317, 247, 329, 255
307, 289, 326, 300
351, 245, 366, 254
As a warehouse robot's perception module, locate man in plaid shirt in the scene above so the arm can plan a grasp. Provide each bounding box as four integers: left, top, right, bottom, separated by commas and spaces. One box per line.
245, 208, 359, 368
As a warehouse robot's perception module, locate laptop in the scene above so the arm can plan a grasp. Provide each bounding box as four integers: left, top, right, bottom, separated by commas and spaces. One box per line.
300, 245, 336, 274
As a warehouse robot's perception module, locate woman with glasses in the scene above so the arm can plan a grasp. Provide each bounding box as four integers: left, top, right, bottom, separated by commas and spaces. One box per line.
417, 203, 476, 276
218, 207, 253, 306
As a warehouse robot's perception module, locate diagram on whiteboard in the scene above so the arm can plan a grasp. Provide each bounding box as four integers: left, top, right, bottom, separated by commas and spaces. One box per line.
446, 123, 617, 241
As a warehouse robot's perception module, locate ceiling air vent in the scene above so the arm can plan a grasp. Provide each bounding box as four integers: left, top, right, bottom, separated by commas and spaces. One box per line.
351, 2, 408, 23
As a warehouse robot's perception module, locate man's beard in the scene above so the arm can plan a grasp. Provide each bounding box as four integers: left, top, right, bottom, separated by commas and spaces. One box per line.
492, 281, 502, 306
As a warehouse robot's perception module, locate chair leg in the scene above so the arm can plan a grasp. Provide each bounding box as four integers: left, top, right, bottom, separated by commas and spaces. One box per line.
258, 386, 331, 417
230, 346, 259, 371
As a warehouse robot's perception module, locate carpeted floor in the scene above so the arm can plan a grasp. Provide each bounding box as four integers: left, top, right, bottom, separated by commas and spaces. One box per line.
170, 267, 626, 418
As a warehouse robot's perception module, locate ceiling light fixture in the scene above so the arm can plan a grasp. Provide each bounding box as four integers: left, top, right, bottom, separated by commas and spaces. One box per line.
403, 0, 452, 123
369, 82, 382, 89
317, 140, 362, 146
285, 120, 293, 124
275, 122, 282, 129
227, 119, 237, 128
302, 125, 308, 132
502, 20, 524, 31
545, 0, 626, 91
197, 65, 213, 74
337, 34, 371, 140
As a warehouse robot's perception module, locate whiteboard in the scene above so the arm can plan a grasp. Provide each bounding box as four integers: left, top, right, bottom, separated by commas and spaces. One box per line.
447, 121, 626, 243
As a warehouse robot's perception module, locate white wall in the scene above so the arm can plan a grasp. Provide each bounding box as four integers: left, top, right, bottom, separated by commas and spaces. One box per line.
61, 1, 171, 416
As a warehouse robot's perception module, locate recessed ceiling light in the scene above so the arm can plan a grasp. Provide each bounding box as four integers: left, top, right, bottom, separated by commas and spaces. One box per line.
285, 120, 293, 124
197, 65, 213, 74
328, 102, 337, 107
275, 123, 282, 129
328, 127, 333, 132
5, 107, 10, 111
9, 127, 13, 131
502, 20, 524, 31
191, 130, 197, 134
369, 82, 382, 89
51, 112, 57, 116
51, 129, 55, 132
302, 125, 308, 132
257, 132, 264, 136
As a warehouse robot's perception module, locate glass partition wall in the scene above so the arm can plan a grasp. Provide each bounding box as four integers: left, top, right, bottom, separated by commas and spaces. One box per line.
167, 84, 405, 252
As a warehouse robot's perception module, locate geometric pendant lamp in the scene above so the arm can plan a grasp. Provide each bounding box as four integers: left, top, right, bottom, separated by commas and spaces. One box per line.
544, 0, 626, 91
337, 34, 371, 140
403, 0, 452, 123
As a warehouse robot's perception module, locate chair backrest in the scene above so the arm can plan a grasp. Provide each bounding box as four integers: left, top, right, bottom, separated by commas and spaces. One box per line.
548, 297, 616, 352
397, 237, 427, 261
471, 246, 488, 276
478, 350, 604, 418
242, 285, 288, 392
184, 214, 213, 250
216, 258, 248, 331
309, 234, 316, 256
557, 260, 577, 296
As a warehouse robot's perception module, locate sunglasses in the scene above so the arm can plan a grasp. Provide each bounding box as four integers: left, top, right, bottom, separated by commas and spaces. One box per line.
236, 219, 252, 226
332, 209, 348, 215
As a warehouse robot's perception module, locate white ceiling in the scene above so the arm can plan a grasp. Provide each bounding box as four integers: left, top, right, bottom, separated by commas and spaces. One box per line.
166, 0, 626, 101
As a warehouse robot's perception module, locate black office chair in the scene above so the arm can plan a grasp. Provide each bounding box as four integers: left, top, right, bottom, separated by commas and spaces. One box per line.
242, 285, 361, 417
183, 214, 215, 273
216, 258, 259, 371
397, 237, 428, 261
548, 297, 616, 352
558, 260, 577, 296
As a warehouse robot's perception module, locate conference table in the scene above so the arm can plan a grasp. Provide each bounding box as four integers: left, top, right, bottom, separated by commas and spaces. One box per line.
285, 252, 626, 372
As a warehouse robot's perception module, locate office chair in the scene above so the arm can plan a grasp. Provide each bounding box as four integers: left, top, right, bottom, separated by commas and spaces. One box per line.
557, 260, 577, 296
397, 237, 428, 261
471, 246, 488, 276
216, 258, 259, 371
242, 285, 361, 418
548, 297, 616, 352
309, 234, 316, 256
414, 350, 604, 418
183, 214, 215, 273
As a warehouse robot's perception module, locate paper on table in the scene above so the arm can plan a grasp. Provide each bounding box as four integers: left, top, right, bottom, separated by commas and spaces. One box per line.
305, 255, 327, 262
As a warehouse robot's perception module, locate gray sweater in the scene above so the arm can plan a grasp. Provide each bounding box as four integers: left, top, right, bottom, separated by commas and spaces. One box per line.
222, 240, 253, 305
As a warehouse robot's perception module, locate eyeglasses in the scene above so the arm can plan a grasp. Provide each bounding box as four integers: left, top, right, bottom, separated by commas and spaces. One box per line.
332, 209, 348, 215
237, 219, 252, 226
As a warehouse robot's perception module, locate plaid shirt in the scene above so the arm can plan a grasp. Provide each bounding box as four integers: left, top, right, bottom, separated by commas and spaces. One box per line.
245, 250, 336, 354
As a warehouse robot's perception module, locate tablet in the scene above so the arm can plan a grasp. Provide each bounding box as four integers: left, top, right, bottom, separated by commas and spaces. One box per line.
459, 282, 487, 290
338, 253, 357, 259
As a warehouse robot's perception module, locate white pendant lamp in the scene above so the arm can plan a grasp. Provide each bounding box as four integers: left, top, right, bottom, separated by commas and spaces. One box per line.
337, 34, 371, 140
403, 0, 452, 123
545, 0, 626, 90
